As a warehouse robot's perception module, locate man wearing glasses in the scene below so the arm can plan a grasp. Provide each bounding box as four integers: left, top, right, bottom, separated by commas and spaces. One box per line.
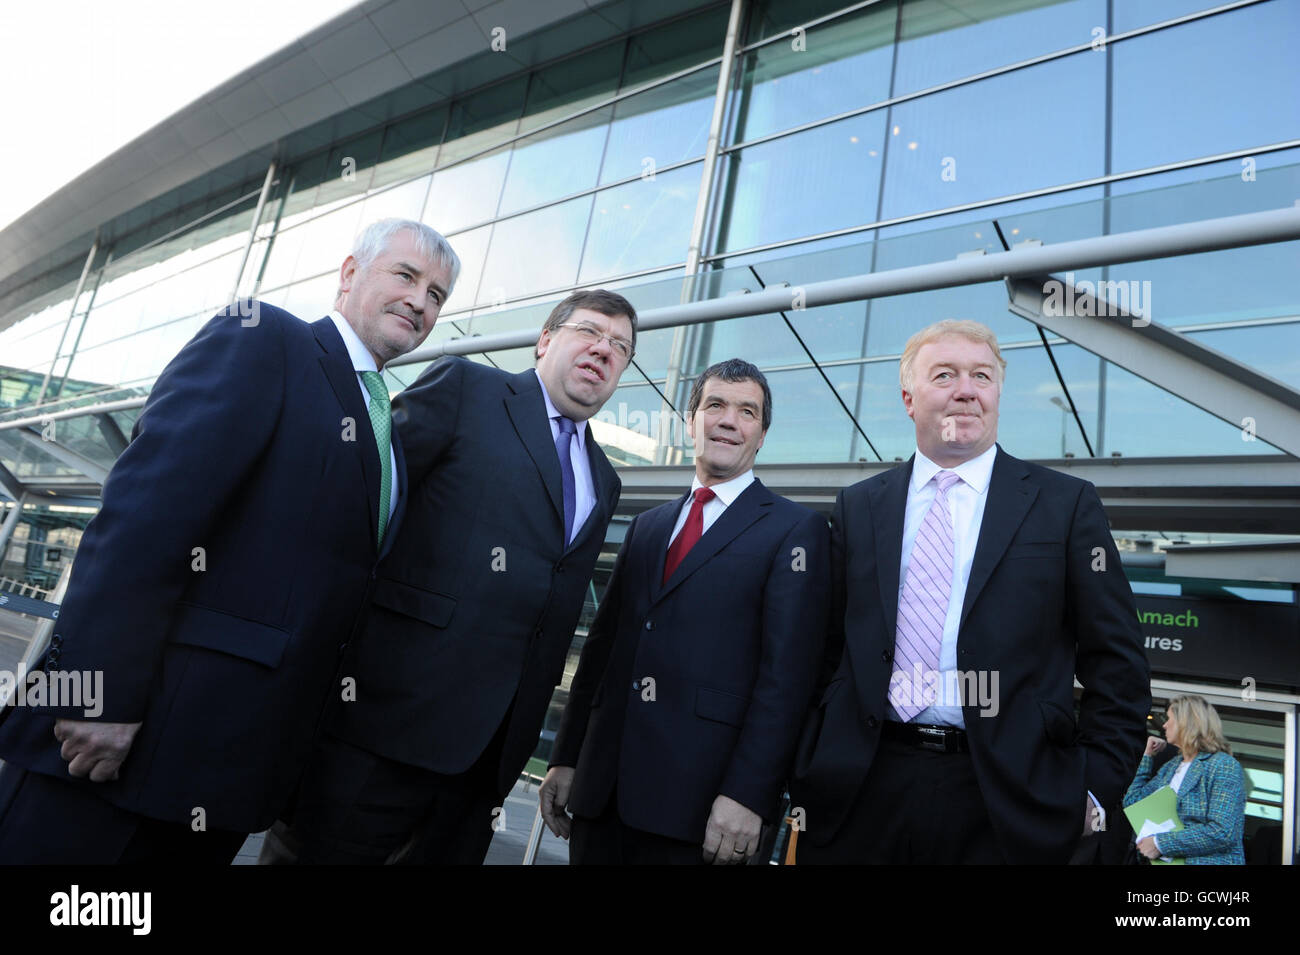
263, 289, 637, 865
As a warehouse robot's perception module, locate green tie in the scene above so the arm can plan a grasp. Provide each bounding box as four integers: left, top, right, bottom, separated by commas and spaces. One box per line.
360, 371, 392, 546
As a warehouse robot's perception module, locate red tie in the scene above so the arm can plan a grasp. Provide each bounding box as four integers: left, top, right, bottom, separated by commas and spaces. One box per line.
663, 487, 716, 585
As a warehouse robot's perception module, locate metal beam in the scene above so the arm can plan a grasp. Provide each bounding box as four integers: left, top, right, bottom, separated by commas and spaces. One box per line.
0, 461, 21, 503
1006, 274, 1300, 457
383, 202, 1300, 368
0, 491, 25, 556
11, 427, 109, 486
94, 412, 128, 457
613, 455, 1300, 533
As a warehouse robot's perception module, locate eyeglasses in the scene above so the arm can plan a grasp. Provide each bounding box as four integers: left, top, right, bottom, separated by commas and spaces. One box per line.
556, 322, 634, 362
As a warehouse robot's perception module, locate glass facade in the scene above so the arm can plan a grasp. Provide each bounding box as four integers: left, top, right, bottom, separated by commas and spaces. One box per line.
0, 0, 1296, 863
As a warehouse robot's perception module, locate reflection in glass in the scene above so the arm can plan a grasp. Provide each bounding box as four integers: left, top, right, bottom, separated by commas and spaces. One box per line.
894, 0, 1102, 96
719, 113, 887, 253
498, 113, 610, 216
477, 196, 593, 304
579, 164, 699, 283
600, 70, 715, 185
425, 149, 511, 234
880, 53, 1104, 221
732, 3, 894, 143
1111, 1, 1300, 172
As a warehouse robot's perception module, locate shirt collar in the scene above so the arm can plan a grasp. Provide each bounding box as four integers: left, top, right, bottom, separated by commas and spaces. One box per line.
690, 469, 754, 506
534, 369, 587, 447
911, 443, 998, 495
328, 310, 380, 374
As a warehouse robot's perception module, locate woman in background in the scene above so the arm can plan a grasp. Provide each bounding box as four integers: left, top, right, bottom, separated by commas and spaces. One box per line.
1123, 694, 1246, 864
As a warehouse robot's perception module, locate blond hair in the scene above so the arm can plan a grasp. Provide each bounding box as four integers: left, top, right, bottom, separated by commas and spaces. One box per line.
1167, 694, 1232, 757
899, 320, 1008, 392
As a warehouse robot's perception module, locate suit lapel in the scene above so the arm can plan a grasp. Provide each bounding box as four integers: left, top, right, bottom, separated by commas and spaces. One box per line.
959, 446, 1038, 631
504, 370, 565, 535
646, 491, 690, 602
313, 318, 382, 554
870, 459, 912, 641
566, 430, 615, 555
656, 479, 771, 603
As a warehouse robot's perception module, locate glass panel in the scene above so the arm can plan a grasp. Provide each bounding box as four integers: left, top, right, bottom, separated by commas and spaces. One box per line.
1189, 323, 1300, 391
879, 52, 1105, 221
358, 176, 431, 224
438, 76, 528, 166
591, 381, 680, 467
579, 163, 699, 283
732, 2, 895, 143
518, 40, 624, 134
425, 148, 511, 234
372, 106, 447, 189
315, 130, 384, 207
718, 112, 888, 252
621, 5, 730, 89
476, 196, 594, 305
601, 68, 715, 185
1111, 1, 1300, 172
1113, 0, 1238, 32
895, 0, 1103, 95
498, 111, 611, 216
440, 225, 491, 312
745, 0, 862, 45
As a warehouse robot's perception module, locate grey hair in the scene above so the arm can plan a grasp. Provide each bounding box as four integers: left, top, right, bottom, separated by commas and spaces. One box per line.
348, 218, 461, 296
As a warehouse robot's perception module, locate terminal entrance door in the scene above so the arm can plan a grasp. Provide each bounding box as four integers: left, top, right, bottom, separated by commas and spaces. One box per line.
1148, 682, 1296, 865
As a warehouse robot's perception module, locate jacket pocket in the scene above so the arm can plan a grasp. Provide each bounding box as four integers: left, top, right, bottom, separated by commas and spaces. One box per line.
370, 577, 457, 628
695, 687, 751, 728
1038, 698, 1078, 747
168, 603, 292, 668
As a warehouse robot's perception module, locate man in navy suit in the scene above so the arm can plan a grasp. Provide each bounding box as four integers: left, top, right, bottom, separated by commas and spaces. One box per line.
790, 320, 1149, 864
267, 289, 636, 865
539, 358, 829, 865
0, 218, 457, 863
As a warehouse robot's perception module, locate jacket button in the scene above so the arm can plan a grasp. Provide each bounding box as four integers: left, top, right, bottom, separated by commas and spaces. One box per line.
631, 680, 640, 690
881, 649, 893, 663
534, 627, 544, 639
554, 562, 564, 574
644, 620, 654, 631
866, 716, 879, 729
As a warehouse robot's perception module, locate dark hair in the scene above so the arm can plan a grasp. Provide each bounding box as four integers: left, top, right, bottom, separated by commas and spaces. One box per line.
535, 289, 638, 359
687, 358, 772, 431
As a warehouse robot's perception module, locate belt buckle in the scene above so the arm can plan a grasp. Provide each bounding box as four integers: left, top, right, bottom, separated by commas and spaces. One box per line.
916, 725, 949, 753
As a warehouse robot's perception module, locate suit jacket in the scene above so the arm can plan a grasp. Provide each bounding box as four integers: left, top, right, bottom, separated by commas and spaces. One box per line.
0, 304, 406, 833
1123, 750, 1246, 864
791, 445, 1151, 864
550, 478, 830, 843
326, 357, 621, 798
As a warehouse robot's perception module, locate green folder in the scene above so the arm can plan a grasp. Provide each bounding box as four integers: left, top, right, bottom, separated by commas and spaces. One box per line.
1123, 786, 1186, 865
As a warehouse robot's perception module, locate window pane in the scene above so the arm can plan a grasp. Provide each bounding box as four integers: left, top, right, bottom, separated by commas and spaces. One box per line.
895, 0, 1103, 95
746, 0, 862, 45
425, 148, 511, 234
732, 3, 894, 143
1113, 0, 1235, 32
601, 68, 715, 185
719, 113, 887, 252
439, 77, 527, 166
880, 52, 1105, 220
1110, 2, 1300, 172
621, 5, 730, 89
498, 111, 611, 216
580, 164, 699, 282
519, 41, 623, 134
477, 196, 593, 304
372, 107, 447, 188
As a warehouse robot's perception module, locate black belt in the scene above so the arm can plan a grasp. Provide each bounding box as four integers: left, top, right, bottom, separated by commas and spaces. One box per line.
881, 720, 969, 754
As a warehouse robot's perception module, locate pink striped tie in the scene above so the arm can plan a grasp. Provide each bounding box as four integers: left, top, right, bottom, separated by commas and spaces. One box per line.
892, 470, 960, 722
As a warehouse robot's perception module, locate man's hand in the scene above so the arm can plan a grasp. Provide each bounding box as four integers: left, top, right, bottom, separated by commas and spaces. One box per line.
539, 766, 576, 840
702, 794, 761, 865
1137, 836, 1162, 860
53, 719, 141, 782
1144, 736, 1167, 757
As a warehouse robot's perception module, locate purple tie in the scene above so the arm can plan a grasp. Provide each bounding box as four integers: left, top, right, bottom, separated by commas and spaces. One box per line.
892, 470, 960, 722
555, 416, 577, 544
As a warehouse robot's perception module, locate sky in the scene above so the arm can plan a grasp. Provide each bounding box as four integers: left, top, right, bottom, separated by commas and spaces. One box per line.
0, 0, 360, 230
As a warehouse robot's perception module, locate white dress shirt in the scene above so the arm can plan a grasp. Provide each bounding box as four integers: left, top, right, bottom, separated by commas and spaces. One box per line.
887, 443, 997, 727
328, 311, 399, 524
534, 369, 595, 544
668, 469, 756, 545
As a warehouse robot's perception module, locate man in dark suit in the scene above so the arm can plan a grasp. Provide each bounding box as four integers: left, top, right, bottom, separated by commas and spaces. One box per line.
268, 289, 636, 865
791, 319, 1150, 864
538, 358, 829, 865
0, 218, 458, 863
